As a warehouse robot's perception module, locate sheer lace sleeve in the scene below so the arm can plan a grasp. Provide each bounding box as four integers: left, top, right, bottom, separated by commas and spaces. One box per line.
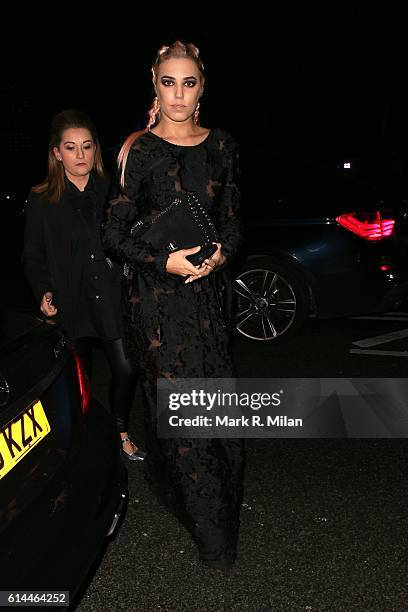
102, 145, 169, 275
217, 136, 242, 262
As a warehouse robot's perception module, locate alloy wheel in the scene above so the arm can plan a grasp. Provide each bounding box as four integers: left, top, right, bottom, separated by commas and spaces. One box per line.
233, 268, 297, 341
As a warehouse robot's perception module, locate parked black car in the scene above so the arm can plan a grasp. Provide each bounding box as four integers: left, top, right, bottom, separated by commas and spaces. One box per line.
0, 306, 128, 603
235, 154, 408, 341
0, 163, 131, 604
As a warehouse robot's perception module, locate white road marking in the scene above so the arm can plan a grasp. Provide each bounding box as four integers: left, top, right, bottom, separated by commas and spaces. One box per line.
349, 311, 408, 357
352, 329, 408, 347
350, 349, 408, 357
351, 316, 408, 321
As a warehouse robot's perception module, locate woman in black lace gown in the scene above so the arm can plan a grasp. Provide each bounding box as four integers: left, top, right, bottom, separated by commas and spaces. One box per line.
102, 41, 244, 569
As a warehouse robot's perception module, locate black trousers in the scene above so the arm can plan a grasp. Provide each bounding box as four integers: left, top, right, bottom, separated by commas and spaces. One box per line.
75, 337, 136, 432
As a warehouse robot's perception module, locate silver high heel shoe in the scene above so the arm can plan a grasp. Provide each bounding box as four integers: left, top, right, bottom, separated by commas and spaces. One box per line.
121, 437, 146, 462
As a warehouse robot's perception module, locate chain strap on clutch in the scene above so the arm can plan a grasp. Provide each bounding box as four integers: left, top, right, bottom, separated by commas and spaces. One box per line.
185, 192, 218, 246
124, 191, 218, 276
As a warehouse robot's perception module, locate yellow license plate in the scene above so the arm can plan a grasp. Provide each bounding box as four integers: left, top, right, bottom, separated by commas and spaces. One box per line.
0, 400, 51, 480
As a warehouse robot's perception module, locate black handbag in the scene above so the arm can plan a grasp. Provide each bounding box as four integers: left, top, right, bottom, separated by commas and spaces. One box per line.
130, 192, 218, 265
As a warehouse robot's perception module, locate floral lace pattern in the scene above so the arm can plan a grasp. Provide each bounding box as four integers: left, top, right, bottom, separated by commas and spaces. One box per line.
102, 129, 244, 566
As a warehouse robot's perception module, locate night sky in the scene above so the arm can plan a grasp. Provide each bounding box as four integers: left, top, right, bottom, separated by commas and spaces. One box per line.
2, 3, 407, 184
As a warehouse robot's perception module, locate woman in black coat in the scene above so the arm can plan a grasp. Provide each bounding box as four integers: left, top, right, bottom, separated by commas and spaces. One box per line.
22, 109, 145, 461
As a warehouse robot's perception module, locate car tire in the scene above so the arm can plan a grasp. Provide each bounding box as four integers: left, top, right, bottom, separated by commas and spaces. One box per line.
233, 258, 309, 341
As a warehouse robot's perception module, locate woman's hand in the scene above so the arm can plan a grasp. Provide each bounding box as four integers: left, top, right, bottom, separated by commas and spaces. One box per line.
185, 243, 226, 284
40, 292, 58, 317
166, 247, 202, 278
204, 243, 226, 269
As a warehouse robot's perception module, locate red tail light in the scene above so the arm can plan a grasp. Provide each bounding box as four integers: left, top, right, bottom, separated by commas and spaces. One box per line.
72, 351, 92, 415
336, 211, 395, 240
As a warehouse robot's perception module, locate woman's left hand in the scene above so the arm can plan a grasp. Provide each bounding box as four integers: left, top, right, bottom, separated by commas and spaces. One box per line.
184, 243, 226, 284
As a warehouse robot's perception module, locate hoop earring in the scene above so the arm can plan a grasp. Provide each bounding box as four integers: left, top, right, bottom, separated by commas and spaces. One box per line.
193, 101, 200, 125
147, 96, 160, 130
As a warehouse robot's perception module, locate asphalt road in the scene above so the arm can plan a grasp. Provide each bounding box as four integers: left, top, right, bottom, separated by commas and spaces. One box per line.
73, 315, 408, 611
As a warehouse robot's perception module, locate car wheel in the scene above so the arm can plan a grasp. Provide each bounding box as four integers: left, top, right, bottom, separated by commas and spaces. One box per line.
233, 260, 309, 341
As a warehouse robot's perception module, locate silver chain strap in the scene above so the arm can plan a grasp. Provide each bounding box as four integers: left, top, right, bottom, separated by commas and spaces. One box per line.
186, 192, 218, 243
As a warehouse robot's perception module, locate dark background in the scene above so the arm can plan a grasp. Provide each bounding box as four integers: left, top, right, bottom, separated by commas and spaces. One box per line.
4, 9, 408, 608
2, 2, 408, 186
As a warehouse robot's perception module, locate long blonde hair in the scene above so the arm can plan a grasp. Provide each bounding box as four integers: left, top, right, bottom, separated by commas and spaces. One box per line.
32, 109, 105, 203
118, 40, 205, 188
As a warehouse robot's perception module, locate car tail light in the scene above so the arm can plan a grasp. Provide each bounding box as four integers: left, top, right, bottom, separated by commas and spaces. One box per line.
336, 211, 395, 240
72, 351, 92, 415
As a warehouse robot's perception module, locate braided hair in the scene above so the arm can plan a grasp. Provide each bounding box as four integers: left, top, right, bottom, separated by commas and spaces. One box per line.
118, 41, 205, 187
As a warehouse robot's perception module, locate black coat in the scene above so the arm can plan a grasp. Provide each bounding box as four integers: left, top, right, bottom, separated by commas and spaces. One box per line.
22, 173, 121, 340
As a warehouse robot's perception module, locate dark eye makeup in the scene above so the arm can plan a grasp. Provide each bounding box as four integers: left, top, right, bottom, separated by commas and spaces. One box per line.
161, 78, 198, 87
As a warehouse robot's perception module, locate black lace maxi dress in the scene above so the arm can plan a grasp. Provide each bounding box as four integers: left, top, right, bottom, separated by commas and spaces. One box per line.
102, 129, 244, 567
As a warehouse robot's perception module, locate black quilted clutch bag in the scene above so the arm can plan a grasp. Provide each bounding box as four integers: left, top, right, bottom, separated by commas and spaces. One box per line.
130, 192, 218, 265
